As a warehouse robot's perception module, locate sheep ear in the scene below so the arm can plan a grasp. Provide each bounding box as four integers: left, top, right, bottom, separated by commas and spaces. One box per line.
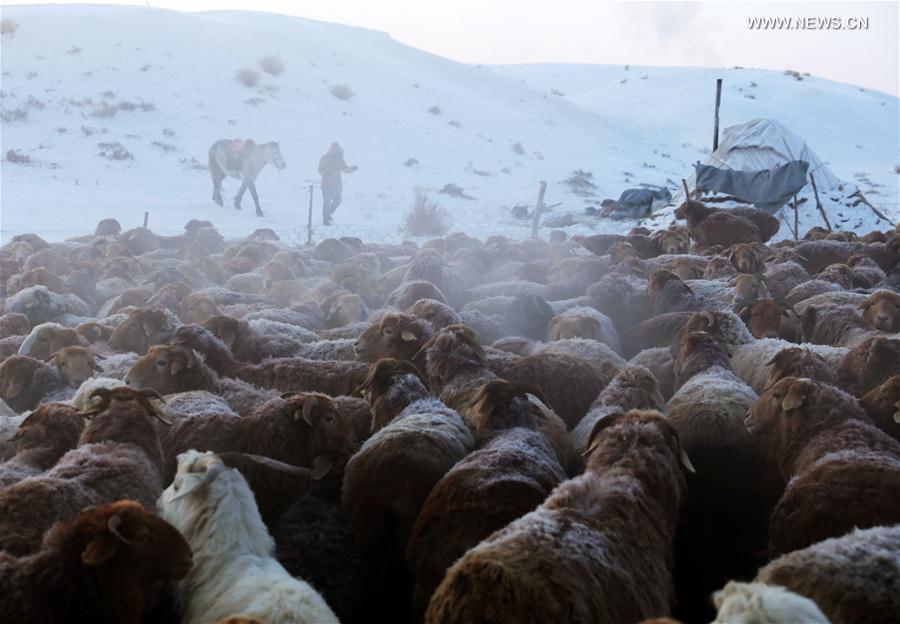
302, 395, 318, 426
311, 455, 333, 480
782, 382, 810, 411
583, 413, 625, 457
401, 330, 417, 342
81, 534, 119, 566
5, 375, 26, 399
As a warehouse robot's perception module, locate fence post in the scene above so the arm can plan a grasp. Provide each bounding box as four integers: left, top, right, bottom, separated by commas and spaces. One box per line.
530, 180, 547, 239
142, 211, 149, 228
713, 78, 723, 151
808, 173, 831, 231
307, 184, 314, 246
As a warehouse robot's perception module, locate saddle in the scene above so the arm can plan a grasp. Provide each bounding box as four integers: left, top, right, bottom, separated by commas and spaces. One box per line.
224, 139, 256, 170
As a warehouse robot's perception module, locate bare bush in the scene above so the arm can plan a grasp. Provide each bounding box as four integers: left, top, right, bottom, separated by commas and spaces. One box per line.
404, 157, 419, 167
97, 142, 133, 161
151, 141, 177, 153
448, 120, 461, 128
237, 68, 261, 87
6, 149, 31, 164
0, 19, 18, 35
259, 55, 285, 76
427, 105, 442, 115
439, 183, 474, 200
405, 190, 450, 237
67, 46, 82, 55
329, 83, 355, 100
511, 141, 526, 155
564, 169, 598, 197
179, 157, 207, 171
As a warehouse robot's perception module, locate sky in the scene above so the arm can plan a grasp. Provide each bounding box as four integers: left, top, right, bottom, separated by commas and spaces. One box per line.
2, 1, 898, 95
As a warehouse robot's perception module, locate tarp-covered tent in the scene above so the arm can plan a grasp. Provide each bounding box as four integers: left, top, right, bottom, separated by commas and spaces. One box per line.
682, 118, 841, 210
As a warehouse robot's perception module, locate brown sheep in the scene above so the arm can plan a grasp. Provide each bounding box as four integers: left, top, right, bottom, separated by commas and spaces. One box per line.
323, 293, 369, 328
48, 345, 104, 387
427, 409, 691, 624
860, 375, 900, 441
647, 269, 721, 315
675, 200, 764, 249
110, 307, 178, 355
727, 243, 768, 274
803, 226, 830, 241
75, 321, 114, 344
358, 358, 427, 434
847, 254, 887, 288
815, 263, 855, 289
838, 336, 900, 395
405, 379, 566, 618
178, 292, 221, 325
237, 355, 370, 398
0, 403, 84, 489
728, 273, 769, 304
0, 355, 74, 412
764, 260, 810, 302
756, 525, 900, 624
703, 255, 738, 279
353, 313, 433, 371
386, 280, 448, 311
546, 314, 603, 342
859, 290, 900, 332
17, 322, 84, 360
623, 312, 692, 357
735, 299, 793, 340
763, 347, 838, 391
0, 500, 193, 624
203, 315, 301, 363
745, 377, 900, 557
657, 227, 691, 255
668, 257, 704, 281
161, 392, 355, 523
0, 313, 30, 338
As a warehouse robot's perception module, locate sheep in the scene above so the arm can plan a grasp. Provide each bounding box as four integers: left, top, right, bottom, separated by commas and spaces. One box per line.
427, 409, 691, 624
125, 344, 278, 415
838, 336, 900, 395
745, 377, 900, 557
47, 345, 104, 387
677, 202, 763, 250
110, 307, 179, 355
159, 450, 339, 624
628, 347, 676, 400
17, 321, 84, 360
666, 331, 764, 622
860, 289, 900, 331
0, 500, 193, 623
728, 273, 769, 304
711, 581, 830, 624
0, 313, 30, 338
177, 292, 222, 324
501, 293, 555, 340
546, 306, 620, 353
676, 201, 777, 241
354, 312, 435, 371
763, 346, 839, 391
571, 365, 666, 452
407, 297, 507, 344
756, 525, 900, 624
0, 403, 83, 489
0, 387, 168, 555
345, 359, 474, 620
324, 292, 369, 328
794, 239, 861, 274
727, 242, 769, 274
624, 311, 692, 357
847, 253, 887, 288
160, 392, 355, 522
405, 379, 566, 618
0, 355, 75, 413
784, 279, 843, 308
5, 285, 90, 326
647, 269, 722, 315
237, 354, 370, 397
735, 298, 794, 340
860, 375, 900, 441
764, 260, 810, 302
815, 262, 856, 289
171, 323, 243, 376
203, 315, 309, 362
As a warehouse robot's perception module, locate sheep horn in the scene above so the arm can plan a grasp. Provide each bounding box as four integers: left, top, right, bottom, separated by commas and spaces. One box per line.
680, 449, 697, 474
218, 452, 314, 478
171, 462, 225, 501
698, 309, 716, 328
107, 514, 131, 545
311, 455, 333, 480
681, 179, 690, 199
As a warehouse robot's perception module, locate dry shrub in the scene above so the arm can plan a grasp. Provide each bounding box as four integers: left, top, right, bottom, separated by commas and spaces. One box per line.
237, 68, 261, 88
330, 83, 355, 100
405, 190, 449, 237
427, 105, 442, 115
1, 20, 18, 35
511, 141, 526, 155
97, 142, 133, 161
259, 55, 285, 76
6, 149, 30, 164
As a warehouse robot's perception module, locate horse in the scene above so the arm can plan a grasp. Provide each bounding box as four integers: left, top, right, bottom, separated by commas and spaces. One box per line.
208, 139, 286, 217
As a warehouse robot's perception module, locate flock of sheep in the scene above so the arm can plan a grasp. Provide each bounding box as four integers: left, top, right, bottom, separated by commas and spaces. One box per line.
0, 201, 898, 623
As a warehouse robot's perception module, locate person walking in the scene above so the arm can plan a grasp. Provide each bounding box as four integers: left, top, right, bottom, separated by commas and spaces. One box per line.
318, 142, 357, 225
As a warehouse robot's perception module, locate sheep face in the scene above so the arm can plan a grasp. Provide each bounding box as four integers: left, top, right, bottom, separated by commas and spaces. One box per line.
841, 337, 900, 394
19, 323, 82, 361
764, 348, 835, 391
8, 403, 83, 453
860, 375, 900, 432
202, 315, 243, 350
110, 309, 175, 356
669, 258, 703, 281
860, 291, 900, 332
657, 229, 691, 255
358, 358, 426, 431
281, 393, 356, 468
0, 355, 60, 411
354, 314, 428, 363
546, 315, 602, 342
72, 500, 192, 581
124, 345, 208, 395
727, 243, 767, 274
703, 256, 738, 279
49, 346, 103, 387
608, 242, 640, 265
745, 377, 821, 436
179, 294, 220, 325
729, 274, 769, 304
736, 299, 785, 339
76, 321, 114, 344
325, 293, 367, 328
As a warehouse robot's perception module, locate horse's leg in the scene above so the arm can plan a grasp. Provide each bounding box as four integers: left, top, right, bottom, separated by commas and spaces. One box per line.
209, 155, 226, 206
248, 181, 263, 217
234, 179, 247, 210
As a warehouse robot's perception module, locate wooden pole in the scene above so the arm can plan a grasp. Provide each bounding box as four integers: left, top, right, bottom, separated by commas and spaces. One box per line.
531, 180, 547, 239
142, 211, 149, 228
808, 174, 831, 231
780, 206, 797, 240
307, 185, 314, 246
793, 195, 799, 240
682, 178, 691, 201
713, 78, 723, 152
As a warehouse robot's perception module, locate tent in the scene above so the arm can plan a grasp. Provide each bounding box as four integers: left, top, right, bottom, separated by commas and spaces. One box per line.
683, 118, 841, 210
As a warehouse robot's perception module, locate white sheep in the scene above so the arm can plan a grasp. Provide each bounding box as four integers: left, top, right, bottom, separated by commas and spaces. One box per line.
712, 581, 831, 623
158, 450, 339, 624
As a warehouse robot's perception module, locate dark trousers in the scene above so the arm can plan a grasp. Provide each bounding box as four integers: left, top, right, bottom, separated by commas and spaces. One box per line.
322, 186, 342, 223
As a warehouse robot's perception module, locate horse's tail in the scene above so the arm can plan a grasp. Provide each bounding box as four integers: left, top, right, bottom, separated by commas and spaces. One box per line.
208, 142, 225, 179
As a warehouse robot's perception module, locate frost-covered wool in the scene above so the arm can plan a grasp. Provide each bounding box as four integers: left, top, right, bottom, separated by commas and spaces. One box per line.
427, 410, 688, 624
294, 337, 357, 361
757, 525, 900, 624
237, 356, 369, 397
547, 306, 621, 353
762, 347, 840, 393
0, 403, 83, 489
711, 582, 830, 624
571, 365, 665, 452
159, 451, 339, 624
628, 347, 676, 400
98, 352, 140, 380
16, 322, 83, 360
69, 376, 126, 411
764, 260, 810, 301
0, 355, 74, 413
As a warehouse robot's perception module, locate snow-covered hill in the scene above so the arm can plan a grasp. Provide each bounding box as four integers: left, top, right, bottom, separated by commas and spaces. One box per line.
1, 5, 897, 244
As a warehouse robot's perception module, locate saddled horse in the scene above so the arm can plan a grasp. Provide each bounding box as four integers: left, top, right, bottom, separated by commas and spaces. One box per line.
208, 139, 286, 217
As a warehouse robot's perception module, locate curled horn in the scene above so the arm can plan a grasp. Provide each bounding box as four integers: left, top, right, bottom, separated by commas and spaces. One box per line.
698, 309, 716, 329
218, 452, 314, 478
138, 388, 171, 425
171, 461, 225, 501
107, 514, 131, 545
79, 387, 113, 417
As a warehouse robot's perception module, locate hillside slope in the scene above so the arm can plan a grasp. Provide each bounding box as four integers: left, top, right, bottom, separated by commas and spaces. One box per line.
1, 5, 897, 244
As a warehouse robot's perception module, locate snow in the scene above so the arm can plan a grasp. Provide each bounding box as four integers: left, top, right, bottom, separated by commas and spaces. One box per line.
1, 5, 897, 246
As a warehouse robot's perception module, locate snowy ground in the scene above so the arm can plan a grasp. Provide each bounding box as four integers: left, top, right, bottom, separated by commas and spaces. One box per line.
1, 5, 898, 245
